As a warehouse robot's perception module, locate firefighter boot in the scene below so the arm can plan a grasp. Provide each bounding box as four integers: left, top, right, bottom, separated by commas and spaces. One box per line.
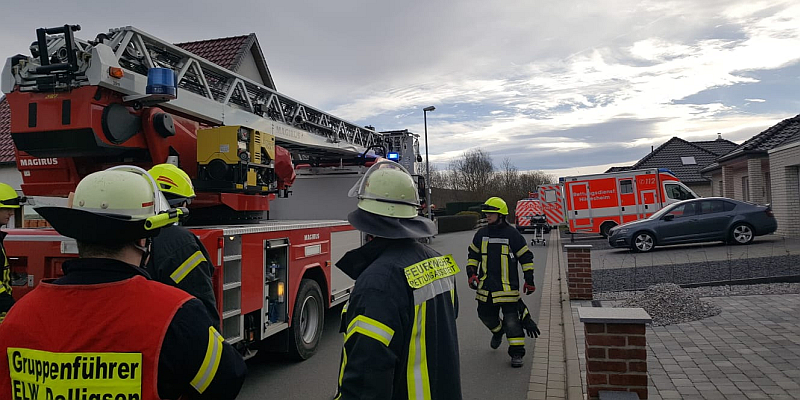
490, 332, 504, 349
511, 355, 524, 368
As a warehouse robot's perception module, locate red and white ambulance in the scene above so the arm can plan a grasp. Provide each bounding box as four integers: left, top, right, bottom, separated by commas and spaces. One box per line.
545, 169, 698, 237
515, 195, 545, 233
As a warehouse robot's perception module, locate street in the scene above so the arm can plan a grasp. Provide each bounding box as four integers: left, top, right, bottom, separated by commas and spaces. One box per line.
237, 229, 548, 399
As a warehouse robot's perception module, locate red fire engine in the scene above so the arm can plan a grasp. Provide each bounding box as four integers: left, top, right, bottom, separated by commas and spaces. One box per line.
1, 25, 415, 360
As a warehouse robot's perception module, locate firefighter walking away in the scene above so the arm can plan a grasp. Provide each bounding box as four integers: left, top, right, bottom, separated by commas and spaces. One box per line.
335, 160, 462, 399
0, 166, 246, 399
467, 196, 539, 368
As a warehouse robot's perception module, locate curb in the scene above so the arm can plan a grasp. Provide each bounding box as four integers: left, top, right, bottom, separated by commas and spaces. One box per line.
527, 231, 585, 400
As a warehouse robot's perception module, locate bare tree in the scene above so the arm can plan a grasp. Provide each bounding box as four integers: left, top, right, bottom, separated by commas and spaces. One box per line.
450, 149, 494, 199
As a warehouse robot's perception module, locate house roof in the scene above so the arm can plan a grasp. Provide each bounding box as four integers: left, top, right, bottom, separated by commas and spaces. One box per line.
176, 33, 276, 90
718, 114, 800, 162
630, 137, 723, 183
604, 166, 633, 173
691, 137, 738, 156
0, 96, 14, 164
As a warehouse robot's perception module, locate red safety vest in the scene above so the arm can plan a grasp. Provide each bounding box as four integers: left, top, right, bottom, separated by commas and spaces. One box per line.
0, 275, 191, 400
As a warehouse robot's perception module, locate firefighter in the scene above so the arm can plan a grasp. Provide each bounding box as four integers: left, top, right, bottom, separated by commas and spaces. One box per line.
0, 166, 246, 399
335, 160, 462, 399
147, 163, 219, 328
467, 196, 536, 368
0, 183, 24, 323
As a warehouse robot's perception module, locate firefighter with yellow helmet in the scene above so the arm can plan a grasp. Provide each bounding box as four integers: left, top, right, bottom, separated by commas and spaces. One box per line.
0, 183, 24, 323
467, 196, 538, 368
147, 163, 219, 328
335, 160, 462, 399
0, 166, 246, 399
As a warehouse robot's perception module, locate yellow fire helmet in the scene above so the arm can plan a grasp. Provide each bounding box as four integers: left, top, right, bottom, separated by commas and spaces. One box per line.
0, 182, 24, 209
35, 165, 185, 245
481, 196, 509, 215
148, 163, 196, 205
347, 160, 435, 239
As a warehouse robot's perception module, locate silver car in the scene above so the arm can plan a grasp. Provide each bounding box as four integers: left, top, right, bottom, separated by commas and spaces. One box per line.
608, 197, 778, 253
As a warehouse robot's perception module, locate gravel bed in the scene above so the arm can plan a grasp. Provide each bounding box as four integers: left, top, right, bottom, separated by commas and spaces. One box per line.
596, 282, 800, 301
593, 254, 800, 291
611, 283, 722, 326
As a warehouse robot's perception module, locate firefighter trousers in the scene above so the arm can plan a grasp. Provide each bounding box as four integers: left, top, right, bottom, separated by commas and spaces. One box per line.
477, 301, 525, 357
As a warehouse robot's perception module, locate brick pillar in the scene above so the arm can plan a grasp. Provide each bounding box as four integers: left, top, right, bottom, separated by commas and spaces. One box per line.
565, 244, 593, 300
578, 308, 653, 399
747, 158, 764, 204
722, 165, 735, 199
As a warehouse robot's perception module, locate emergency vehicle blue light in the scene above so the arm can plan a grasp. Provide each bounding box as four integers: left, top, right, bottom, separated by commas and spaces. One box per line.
146, 68, 177, 98
387, 152, 400, 161
658, 168, 676, 176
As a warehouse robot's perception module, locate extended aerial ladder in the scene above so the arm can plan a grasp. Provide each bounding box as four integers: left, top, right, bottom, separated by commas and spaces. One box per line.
2, 25, 391, 223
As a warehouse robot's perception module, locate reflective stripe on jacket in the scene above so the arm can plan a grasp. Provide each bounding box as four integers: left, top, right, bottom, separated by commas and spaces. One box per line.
467, 223, 533, 303
335, 237, 462, 400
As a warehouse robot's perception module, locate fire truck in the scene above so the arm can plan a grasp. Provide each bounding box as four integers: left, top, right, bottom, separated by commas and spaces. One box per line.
0, 24, 417, 360
540, 169, 697, 237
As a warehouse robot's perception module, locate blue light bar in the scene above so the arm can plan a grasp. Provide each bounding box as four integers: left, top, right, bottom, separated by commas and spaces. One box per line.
146, 68, 177, 98
387, 152, 400, 161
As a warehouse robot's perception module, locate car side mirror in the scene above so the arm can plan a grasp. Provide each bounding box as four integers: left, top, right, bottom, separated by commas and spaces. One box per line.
663, 214, 675, 221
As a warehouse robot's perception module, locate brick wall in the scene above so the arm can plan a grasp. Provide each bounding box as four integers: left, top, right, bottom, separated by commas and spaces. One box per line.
747, 158, 765, 204
579, 308, 652, 400
565, 245, 592, 300
722, 166, 735, 198
769, 143, 800, 237
687, 182, 712, 197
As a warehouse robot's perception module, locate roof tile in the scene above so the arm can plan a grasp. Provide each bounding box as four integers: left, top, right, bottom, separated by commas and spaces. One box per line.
720, 114, 800, 161
632, 137, 721, 183
175, 34, 252, 71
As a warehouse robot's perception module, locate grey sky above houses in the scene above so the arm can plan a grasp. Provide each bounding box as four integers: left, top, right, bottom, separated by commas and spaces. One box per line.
1, 0, 798, 178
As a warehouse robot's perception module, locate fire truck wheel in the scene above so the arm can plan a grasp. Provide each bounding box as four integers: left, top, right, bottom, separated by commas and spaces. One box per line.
631, 232, 655, 253
288, 279, 324, 360
600, 222, 616, 238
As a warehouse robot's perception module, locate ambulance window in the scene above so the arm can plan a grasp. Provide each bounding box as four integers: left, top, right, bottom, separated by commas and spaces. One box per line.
545, 190, 556, 203
665, 183, 694, 200
619, 180, 633, 194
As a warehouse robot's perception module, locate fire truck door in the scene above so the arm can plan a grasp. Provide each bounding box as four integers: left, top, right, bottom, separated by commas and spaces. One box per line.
639, 190, 657, 218
568, 182, 593, 230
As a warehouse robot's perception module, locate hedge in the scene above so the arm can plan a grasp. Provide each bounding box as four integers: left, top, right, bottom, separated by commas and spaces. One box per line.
445, 202, 483, 216
437, 214, 479, 233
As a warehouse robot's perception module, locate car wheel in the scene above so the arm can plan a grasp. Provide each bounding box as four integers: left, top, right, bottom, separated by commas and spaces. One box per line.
600, 222, 616, 238
287, 279, 324, 360
631, 232, 655, 253
730, 223, 754, 245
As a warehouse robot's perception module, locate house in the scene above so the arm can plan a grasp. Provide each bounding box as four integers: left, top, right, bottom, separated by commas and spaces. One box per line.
605, 135, 737, 197
701, 114, 800, 237
0, 31, 276, 191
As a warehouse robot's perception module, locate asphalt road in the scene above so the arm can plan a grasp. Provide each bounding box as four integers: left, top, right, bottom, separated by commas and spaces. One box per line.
237, 229, 548, 400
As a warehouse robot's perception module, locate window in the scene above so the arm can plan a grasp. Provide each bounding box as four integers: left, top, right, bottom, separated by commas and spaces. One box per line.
544, 190, 556, 203
764, 172, 771, 204
680, 156, 697, 165
619, 179, 633, 194
723, 201, 736, 212
666, 202, 697, 218
717, 180, 723, 197
742, 176, 750, 202
699, 200, 724, 214
665, 183, 695, 200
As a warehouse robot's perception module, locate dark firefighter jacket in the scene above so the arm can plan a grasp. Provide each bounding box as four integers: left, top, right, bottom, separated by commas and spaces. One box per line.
0, 231, 14, 319
0, 258, 246, 399
147, 224, 220, 328
467, 222, 534, 304
335, 237, 462, 400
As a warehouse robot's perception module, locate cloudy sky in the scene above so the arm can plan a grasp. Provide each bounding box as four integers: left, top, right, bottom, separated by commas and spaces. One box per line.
2, 0, 799, 177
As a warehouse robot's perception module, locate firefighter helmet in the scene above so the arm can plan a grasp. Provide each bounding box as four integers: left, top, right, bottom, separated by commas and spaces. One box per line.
347, 160, 435, 239
35, 166, 183, 245
148, 163, 196, 206
0, 183, 24, 209
481, 197, 509, 215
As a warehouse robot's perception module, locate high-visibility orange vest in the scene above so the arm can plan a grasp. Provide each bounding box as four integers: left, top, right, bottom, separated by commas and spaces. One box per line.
0, 275, 191, 399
